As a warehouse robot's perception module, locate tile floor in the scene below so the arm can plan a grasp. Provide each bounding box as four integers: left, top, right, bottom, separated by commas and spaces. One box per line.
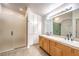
0, 45, 48, 56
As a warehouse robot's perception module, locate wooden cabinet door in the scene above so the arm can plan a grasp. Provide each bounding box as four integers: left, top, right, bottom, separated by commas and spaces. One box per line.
49, 40, 56, 56
39, 36, 43, 48
43, 38, 49, 53
39, 36, 44, 48
49, 46, 62, 56
49, 46, 55, 56
72, 49, 79, 56
54, 47, 62, 56
39, 36, 49, 53
56, 42, 72, 56
62, 45, 72, 56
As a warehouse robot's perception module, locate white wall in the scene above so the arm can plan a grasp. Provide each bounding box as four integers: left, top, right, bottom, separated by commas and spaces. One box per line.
27, 8, 42, 48
41, 16, 46, 34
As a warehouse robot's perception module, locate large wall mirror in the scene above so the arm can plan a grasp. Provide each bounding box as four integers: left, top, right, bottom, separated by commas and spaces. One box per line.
72, 8, 79, 38
53, 11, 72, 36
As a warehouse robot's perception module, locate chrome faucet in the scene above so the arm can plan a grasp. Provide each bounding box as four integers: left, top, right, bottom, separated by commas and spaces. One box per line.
46, 32, 52, 35
65, 32, 73, 41
66, 34, 69, 40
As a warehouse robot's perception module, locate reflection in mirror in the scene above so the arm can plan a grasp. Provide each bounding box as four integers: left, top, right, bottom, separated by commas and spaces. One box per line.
76, 19, 79, 38
73, 8, 79, 38
53, 11, 72, 36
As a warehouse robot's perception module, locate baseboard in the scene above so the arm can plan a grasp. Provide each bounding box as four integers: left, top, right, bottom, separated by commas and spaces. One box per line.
0, 48, 14, 54
0, 45, 26, 54
32, 43, 39, 45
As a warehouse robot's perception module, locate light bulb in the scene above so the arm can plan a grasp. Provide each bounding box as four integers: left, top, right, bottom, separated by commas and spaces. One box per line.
19, 8, 23, 11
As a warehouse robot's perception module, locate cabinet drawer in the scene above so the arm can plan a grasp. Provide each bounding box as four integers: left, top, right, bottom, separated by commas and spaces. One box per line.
63, 46, 72, 56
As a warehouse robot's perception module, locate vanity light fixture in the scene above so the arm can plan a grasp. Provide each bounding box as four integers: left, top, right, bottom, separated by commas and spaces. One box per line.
54, 17, 59, 21
54, 17, 60, 23
19, 8, 23, 11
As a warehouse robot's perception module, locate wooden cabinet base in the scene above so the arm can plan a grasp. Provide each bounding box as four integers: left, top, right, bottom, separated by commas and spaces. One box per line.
39, 36, 79, 56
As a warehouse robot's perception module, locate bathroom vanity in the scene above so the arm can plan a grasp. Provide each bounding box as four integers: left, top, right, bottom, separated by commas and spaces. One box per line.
39, 35, 79, 56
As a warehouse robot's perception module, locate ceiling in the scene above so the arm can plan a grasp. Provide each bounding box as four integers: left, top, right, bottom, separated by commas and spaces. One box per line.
25, 3, 63, 16
1, 3, 27, 15
1, 3, 63, 16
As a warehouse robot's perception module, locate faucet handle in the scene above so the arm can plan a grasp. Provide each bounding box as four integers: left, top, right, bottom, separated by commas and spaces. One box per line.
70, 33, 72, 38
66, 34, 69, 40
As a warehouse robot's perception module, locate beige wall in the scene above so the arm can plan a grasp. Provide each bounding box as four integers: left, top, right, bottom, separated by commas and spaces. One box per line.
0, 6, 26, 53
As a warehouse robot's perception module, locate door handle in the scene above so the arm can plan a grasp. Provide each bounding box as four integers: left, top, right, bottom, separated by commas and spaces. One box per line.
11, 31, 13, 36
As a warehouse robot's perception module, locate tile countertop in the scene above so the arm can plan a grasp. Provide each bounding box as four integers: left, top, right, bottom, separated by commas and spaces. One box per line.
40, 35, 79, 50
